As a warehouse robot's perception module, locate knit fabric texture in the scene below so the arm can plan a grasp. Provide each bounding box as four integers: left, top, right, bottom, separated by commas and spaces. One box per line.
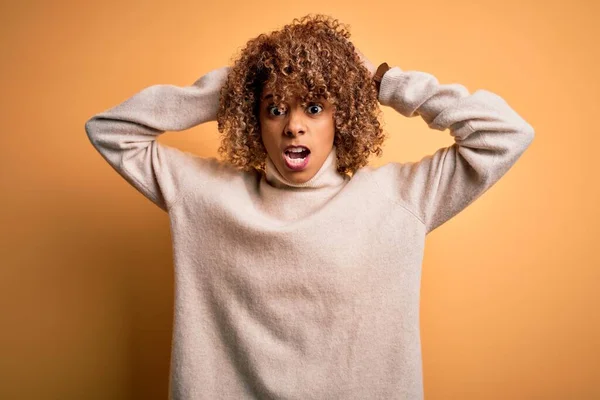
85, 65, 534, 399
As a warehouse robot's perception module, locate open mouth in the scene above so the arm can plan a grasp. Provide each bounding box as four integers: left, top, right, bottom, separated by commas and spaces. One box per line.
285, 148, 310, 159
283, 147, 311, 170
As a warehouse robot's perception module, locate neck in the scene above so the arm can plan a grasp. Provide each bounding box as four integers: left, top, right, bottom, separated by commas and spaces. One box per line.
264, 146, 347, 190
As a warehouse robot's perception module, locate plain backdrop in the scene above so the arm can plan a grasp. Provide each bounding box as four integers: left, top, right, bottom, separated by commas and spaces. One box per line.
1, 0, 598, 399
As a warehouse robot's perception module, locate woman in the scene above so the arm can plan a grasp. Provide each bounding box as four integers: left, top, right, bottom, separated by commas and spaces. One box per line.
85, 14, 534, 400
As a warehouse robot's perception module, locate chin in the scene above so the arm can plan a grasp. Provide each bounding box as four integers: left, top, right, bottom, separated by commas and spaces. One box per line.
285, 170, 311, 182
288, 167, 318, 183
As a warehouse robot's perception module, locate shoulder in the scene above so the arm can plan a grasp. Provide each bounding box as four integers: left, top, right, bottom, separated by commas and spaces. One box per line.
170, 153, 261, 208
354, 161, 425, 225
190, 154, 259, 184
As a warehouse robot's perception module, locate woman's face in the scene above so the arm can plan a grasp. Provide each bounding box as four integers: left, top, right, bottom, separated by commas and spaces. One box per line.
259, 87, 335, 184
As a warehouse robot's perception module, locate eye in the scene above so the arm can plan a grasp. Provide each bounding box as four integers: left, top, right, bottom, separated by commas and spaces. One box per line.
307, 103, 324, 115
268, 105, 286, 117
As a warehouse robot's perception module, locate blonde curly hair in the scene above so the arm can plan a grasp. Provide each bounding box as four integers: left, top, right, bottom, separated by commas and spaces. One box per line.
216, 14, 386, 176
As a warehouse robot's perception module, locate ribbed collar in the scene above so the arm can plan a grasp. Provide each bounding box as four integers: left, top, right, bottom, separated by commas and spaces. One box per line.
264, 146, 347, 190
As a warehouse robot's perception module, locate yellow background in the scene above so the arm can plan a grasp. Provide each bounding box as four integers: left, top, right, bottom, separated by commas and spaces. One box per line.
1, 0, 598, 398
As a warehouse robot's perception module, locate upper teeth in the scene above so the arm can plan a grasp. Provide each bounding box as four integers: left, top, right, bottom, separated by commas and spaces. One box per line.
288, 148, 305, 153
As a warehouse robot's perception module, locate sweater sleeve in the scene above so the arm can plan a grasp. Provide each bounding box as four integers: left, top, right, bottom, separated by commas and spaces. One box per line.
84, 66, 230, 212
374, 66, 535, 234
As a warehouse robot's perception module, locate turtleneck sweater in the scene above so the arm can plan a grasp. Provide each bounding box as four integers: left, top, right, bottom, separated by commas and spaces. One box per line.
85, 65, 534, 400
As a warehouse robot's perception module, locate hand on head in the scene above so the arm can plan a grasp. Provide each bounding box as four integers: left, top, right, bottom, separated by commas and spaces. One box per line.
354, 47, 376, 78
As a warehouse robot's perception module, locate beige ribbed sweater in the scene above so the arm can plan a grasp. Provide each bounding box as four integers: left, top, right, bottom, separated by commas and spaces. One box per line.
85, 65, 534, 399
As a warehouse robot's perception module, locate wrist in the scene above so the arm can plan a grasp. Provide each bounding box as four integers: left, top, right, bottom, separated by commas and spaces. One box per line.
373, 62, 390, 96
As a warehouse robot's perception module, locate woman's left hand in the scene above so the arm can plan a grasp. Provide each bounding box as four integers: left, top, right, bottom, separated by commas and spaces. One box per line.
355, 47, 376, 78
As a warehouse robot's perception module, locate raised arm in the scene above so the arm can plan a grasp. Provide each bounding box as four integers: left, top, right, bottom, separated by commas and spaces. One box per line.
373, 66, 535, 234
84, 66, 230, 212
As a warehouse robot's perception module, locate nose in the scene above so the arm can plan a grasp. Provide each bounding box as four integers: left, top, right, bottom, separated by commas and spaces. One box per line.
284, 106, 306, 137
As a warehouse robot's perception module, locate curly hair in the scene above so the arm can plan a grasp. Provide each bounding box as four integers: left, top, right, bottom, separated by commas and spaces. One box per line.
216, 14, 386, 176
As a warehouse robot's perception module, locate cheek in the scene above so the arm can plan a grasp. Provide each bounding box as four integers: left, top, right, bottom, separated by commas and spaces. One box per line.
318, 116, 336, 144
259, 125, 280, 151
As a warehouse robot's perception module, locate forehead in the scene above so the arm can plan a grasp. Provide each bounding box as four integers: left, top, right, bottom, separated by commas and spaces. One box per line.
260, 79, 310, 102
261, 92, 275, 101
260, 91, 327, 103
